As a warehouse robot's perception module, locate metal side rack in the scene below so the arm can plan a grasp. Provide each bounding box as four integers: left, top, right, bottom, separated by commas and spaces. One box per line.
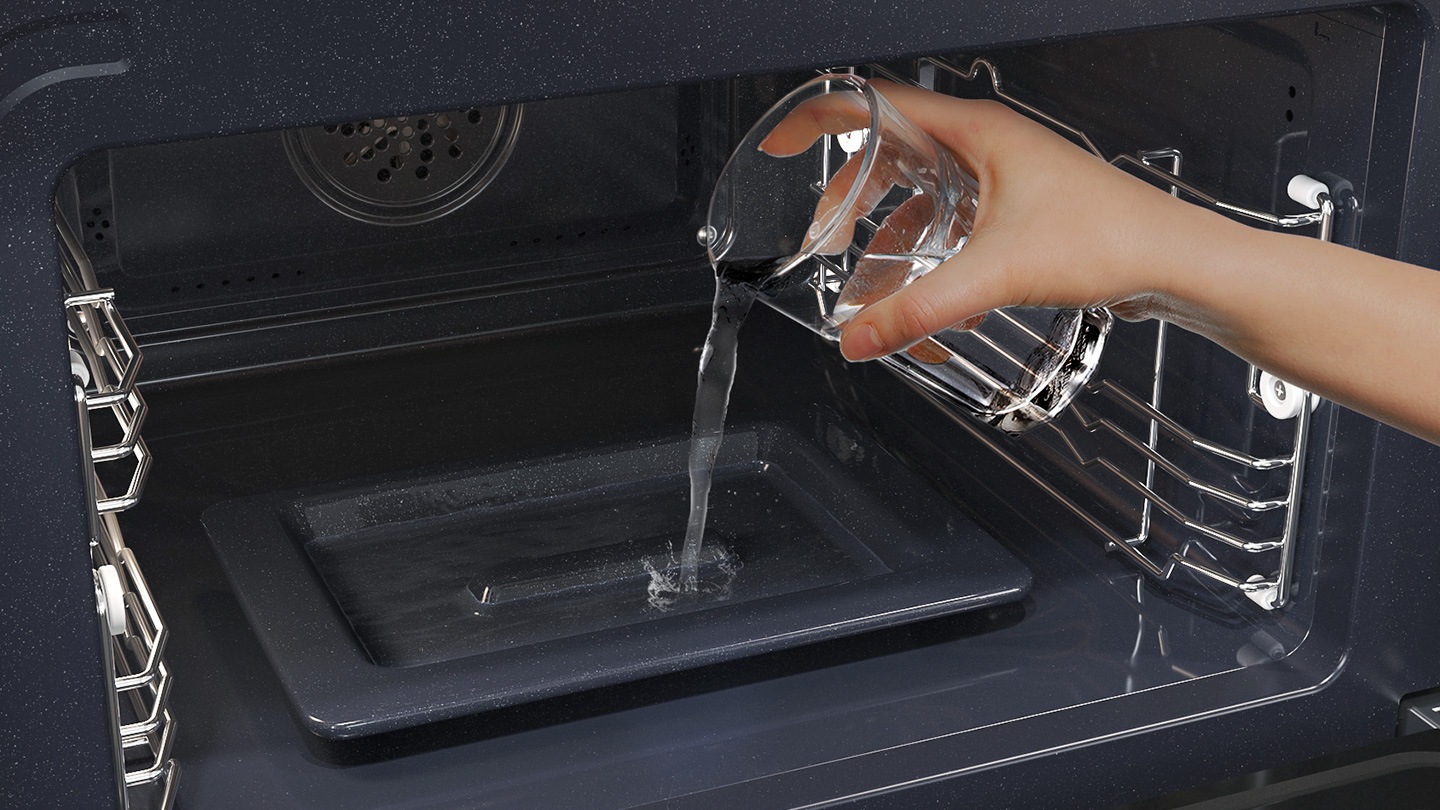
61, 212, 178, 809
837, 57, 1335, 611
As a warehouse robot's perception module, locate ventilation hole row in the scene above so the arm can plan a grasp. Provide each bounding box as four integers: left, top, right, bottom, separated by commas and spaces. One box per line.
168, 222, 634, 294
169, 269, 305, 293
327, 113, 468, 145
376, 166, 430, 181
506, 224, 632, 247
324, 113, 469, 136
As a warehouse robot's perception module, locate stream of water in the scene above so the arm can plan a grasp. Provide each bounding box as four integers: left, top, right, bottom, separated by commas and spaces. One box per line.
675, 273, 758, 590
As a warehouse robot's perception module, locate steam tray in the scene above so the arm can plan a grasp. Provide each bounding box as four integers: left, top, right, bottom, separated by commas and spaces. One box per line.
203, 420, 1031, 739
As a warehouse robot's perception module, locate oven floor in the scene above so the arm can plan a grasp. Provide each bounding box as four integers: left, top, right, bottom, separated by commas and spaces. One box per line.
123, 305, 1298, 809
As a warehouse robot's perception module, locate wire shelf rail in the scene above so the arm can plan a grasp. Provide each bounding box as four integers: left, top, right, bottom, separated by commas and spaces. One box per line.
62, 210, 178, 809
823, 57, 1333, 610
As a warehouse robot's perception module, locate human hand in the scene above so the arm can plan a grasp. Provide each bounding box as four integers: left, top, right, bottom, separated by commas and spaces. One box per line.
763, 79, 1249, 362
762, 76, 1440, 443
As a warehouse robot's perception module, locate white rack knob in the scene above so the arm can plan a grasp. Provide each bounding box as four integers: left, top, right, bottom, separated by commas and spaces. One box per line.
96, 564, 127, 636
1242, 574, 1281, 611
1287, 174, 1330, 210
1258, 370, 1317, 420
69, 348, 90, 388
836, 128, 868, 154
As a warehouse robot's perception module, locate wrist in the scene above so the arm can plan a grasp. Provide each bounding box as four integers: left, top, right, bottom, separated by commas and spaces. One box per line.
1141, 200, 1271, 346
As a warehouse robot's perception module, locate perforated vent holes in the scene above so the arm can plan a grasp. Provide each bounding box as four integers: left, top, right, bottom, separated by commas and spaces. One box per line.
83, 207, 113, 243
283, 105, 523, 226
165, 224, 640, 295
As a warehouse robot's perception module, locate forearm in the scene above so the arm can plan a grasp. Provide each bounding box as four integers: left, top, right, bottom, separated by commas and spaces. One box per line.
829, 85, 1440, 443
1159, 211, 1440, 442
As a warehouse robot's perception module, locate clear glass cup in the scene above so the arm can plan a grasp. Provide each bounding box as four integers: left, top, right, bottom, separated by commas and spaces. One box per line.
704, 73, 1111, 433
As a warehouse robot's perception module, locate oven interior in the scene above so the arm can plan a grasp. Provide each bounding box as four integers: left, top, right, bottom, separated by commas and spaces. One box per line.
59, 7, 1414, 807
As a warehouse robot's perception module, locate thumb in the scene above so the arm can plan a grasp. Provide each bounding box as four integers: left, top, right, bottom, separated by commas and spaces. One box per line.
838, 235, 1012, 361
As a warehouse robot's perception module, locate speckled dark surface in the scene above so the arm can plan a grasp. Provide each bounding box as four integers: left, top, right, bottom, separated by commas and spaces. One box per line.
6, 2, 1440, 809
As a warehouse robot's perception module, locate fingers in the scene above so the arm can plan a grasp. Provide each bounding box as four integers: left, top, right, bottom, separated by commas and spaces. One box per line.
758, 76, 1040, 362
758, 92, 870, 157
905, 338, 955, 365
761, 79, 1014, 175
807, 151, 896, 254
864, 80, 1013, 178
807, 142, 923, 255
761, 79, 992, 259
839, 234, 1011, 361
833, 193, 936, 323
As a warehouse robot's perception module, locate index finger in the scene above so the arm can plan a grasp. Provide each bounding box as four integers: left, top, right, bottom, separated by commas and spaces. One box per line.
758, 90, 870, 157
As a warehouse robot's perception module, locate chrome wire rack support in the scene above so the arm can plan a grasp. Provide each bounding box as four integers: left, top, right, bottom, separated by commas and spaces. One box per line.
863, 57, 1334, 610
61, 210, 178, 809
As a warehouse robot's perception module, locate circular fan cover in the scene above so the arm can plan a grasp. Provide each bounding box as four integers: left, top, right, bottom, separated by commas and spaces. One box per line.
283, 105, 522, 226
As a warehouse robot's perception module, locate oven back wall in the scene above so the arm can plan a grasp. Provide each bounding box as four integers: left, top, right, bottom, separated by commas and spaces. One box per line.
75, 86, 707, 327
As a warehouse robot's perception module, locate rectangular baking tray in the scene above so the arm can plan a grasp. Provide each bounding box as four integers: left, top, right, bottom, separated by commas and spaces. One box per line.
203, 419, 1032, 739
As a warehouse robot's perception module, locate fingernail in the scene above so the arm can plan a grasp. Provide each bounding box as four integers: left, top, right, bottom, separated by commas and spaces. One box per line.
841, 324, 883, 361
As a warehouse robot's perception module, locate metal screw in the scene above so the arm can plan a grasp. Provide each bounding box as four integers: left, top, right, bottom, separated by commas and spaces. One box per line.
1273, 379, 1287, 401
696, 226, 716, 246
